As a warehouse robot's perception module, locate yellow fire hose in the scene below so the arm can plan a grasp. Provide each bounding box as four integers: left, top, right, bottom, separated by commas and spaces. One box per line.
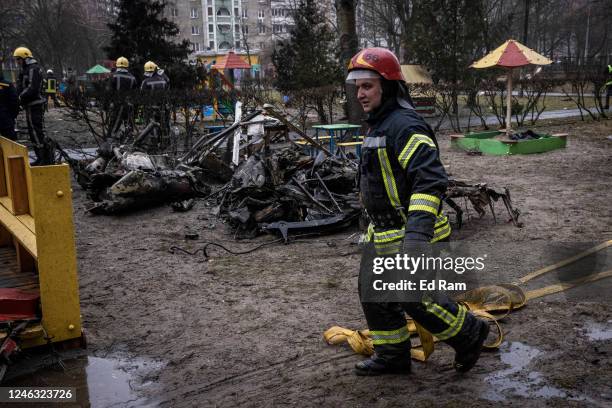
324, 240, 612, 361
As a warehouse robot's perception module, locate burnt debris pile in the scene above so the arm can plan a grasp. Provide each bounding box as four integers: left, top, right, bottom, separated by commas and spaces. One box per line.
65, 103, 520, 239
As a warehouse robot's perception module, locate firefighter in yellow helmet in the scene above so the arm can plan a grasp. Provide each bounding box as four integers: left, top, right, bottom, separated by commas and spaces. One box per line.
13, 47, 54, 165
141, 61, 169, 91
111, 57, 136, 90
140, 61, 170, 146
106, 57, 137, 137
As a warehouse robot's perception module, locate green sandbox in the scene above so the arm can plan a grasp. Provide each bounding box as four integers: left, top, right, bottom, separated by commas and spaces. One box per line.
451, 130, 567, 155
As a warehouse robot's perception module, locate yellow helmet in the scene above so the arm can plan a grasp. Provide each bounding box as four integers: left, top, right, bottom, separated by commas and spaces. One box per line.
13, 47, 33, 59
116, 56, 129, 68
144, 61, 158, 73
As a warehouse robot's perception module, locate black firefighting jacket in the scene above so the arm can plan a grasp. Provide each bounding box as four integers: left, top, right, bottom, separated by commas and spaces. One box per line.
17, 58, 45, 106
140, 70, 169, 91
360, 98, 450, 251
110, 68, 137, 91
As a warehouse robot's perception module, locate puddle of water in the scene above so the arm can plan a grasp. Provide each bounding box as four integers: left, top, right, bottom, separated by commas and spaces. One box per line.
483, 341, 568, 402
584, 320, 612, 341
5, 354, 164, 407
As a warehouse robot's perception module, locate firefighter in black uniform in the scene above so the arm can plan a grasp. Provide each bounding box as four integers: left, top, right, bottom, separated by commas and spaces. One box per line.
347, 48, 489, 376
108, 57, 137, 138
0, 70, 19, 140
111, 57, 137, 91
140, 61, 170, 146
13, 47, 54, 165
140, 61, 169, 91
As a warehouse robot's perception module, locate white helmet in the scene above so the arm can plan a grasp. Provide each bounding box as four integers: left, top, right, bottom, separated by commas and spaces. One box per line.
47, 69, 53, 75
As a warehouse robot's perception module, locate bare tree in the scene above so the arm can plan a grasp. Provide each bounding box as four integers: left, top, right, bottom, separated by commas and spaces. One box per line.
3, 0, 110, 74
336, 0, 363, 124
358, 0, 402, 56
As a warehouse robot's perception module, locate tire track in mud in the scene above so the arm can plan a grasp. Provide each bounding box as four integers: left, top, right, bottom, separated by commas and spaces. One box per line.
157, 346, 459, 407
157, 351, 358, 406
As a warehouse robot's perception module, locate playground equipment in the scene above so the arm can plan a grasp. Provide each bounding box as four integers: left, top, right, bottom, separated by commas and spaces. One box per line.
0, 137, 82, 354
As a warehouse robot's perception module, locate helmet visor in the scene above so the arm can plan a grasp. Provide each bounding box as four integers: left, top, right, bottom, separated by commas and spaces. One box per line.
346, 69, 381, 84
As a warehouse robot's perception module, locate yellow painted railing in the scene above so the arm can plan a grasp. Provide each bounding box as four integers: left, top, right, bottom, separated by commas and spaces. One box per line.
0, 136, 81, 348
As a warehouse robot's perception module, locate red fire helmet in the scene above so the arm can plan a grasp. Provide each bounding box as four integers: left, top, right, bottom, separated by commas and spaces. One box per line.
347, 48, 405, 82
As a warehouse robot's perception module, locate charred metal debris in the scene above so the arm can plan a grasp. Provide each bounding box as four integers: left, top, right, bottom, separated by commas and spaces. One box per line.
65, 104, 520, 238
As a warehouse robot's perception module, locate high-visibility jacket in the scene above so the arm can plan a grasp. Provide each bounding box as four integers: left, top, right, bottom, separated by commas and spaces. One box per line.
360, 98, 450, 255
44, 74, 57, 94
606, 65, 612, 87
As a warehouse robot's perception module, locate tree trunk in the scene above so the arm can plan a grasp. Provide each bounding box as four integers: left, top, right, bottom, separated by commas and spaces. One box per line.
316, 96, 328, 124
336, 0, 363, 125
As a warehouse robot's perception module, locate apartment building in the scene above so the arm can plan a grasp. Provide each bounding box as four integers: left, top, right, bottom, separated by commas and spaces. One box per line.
166, 0, 244, 56
238, 0, 333, 62
241, 0, 272, 55
166, 0, 336, 66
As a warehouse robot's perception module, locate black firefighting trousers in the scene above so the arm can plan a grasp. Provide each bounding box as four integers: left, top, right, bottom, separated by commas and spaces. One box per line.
358, 248, 483, 362
25, 104, 54, 165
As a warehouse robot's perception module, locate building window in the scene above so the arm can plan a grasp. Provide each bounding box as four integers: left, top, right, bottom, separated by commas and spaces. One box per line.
171, 7, 178, 17
244, 26, 248, 34
235, 24, 239, 33
258, 24, 265, 34
258, 9, 264, 18
191, 42, 201, 52
191, 26, 200, 35
242, 8, 247, 18
218, 41, 231, 50
234, 7, 239, 16
217, 7, 230, 16
273, 24, 281, 33
190, 8, 198, 18
208, 24, 214, 33
207, 7, 213, 15
207, 0, 212, 4
236, 41, 240, 48
209, 41, 215, 49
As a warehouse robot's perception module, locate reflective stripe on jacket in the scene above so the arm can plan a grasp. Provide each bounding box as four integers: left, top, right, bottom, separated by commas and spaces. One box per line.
359, 99, 451, 254
45, 77, 57, 94
111, 69, 137, 91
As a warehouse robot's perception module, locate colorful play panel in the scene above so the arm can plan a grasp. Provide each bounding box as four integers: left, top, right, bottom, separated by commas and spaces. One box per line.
451, 130, 567, 155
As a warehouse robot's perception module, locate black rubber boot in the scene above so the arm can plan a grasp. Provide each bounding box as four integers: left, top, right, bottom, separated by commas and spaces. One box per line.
354, 355, 411, 376
453, 319, 490, 373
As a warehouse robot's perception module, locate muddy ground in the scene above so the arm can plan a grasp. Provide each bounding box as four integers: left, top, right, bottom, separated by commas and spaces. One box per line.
7, 112, 612, 407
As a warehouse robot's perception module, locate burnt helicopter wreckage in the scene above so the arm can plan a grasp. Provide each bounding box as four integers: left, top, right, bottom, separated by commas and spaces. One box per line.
67, 103, 521, 238
65, 122, 210, 215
